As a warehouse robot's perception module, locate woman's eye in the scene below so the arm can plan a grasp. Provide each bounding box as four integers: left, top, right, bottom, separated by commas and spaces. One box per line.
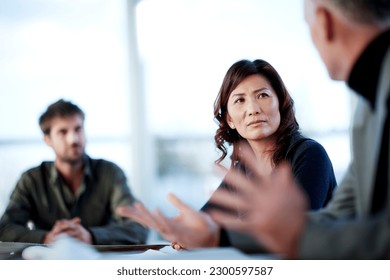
257, 92, 269, 99
234, 98, 244, 104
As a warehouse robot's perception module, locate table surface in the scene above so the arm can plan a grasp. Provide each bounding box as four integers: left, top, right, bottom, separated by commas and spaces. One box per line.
0, 241, 169, 260
0, 240, 274, 260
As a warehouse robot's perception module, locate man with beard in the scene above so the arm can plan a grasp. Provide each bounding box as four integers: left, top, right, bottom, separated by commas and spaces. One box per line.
0, 99, 148, 245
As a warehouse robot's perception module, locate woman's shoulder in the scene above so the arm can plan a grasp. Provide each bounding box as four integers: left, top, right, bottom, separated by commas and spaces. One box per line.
286, 132, 328, 160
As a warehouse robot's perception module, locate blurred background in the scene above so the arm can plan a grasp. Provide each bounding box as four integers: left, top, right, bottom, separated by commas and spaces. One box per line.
0, 0, 352, 240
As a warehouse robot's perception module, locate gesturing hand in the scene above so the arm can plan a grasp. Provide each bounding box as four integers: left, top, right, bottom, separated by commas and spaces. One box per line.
208, 143, 308, 259
116, 194, 220, 250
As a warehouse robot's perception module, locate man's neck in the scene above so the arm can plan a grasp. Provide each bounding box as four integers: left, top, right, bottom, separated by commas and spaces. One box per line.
55, 159, 84, 194
347, 29, 390, 108
340, 23, 387, 81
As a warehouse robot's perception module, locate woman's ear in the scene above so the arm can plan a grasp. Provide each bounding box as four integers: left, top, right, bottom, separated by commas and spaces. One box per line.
226, 113, 235, 129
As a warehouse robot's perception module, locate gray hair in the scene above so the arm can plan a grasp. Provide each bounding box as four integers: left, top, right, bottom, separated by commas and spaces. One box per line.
328, 0, 390, 25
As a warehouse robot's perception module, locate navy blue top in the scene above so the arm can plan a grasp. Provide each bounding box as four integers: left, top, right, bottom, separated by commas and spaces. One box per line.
202, 131, 337, 212
201, 132, 337, 250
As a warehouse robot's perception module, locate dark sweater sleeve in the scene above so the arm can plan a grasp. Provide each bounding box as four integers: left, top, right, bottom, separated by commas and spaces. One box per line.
289, 140, 337, 210
201, 181, 233, 247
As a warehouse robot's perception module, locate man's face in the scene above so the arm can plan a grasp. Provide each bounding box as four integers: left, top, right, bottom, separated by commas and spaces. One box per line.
44, 114, 86, 164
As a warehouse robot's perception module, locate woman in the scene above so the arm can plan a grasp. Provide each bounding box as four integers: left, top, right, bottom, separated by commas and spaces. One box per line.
205, 59, 336, 211
117, 59, 337, 251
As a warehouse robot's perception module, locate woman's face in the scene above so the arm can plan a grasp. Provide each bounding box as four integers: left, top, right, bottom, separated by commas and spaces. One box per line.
226, 74, 280, 143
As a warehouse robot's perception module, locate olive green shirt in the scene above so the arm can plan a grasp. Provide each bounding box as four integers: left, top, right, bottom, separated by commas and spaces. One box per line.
0, 155, 148, 245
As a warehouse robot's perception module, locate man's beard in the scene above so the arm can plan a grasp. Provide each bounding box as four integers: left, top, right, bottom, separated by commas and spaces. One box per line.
61, 156, 84, 166
60, 147, 85, 166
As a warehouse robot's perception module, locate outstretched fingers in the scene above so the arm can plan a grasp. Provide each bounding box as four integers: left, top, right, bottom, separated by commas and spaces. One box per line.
153, 209, 178, 242
271, 162, 295, 189
167, 193, 192, 213
134, 202, 164, 230
222, 166, 259, 199
116, 202, 159, 229
209, 187, 250, 213
208, 208, 251, 233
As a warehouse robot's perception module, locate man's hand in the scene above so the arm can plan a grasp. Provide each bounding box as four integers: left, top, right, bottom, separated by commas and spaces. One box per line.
116, 194, 220, 249
43, 217, 93, 244
209, 143, 308, 259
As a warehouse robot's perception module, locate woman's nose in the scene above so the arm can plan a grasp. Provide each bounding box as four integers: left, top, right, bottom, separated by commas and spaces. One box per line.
247, 100, 261, 116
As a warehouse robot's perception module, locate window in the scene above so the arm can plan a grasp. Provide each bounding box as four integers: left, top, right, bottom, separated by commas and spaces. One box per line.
136, 0, 351, 217
0, 1, 351, 232
0, 0, 133, 213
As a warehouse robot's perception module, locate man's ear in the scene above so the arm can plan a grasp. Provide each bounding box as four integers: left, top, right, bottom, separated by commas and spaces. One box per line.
43, 134, 52, 147
226, 113, 235, 129
316, 5, 335, 42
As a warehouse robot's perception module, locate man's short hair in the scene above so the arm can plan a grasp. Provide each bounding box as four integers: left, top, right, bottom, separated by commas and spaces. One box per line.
328, 0, 390, 24
39, 99, 85, 135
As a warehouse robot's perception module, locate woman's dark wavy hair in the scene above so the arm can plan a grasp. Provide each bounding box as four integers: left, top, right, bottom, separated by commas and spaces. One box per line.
213, 59, 299, 167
